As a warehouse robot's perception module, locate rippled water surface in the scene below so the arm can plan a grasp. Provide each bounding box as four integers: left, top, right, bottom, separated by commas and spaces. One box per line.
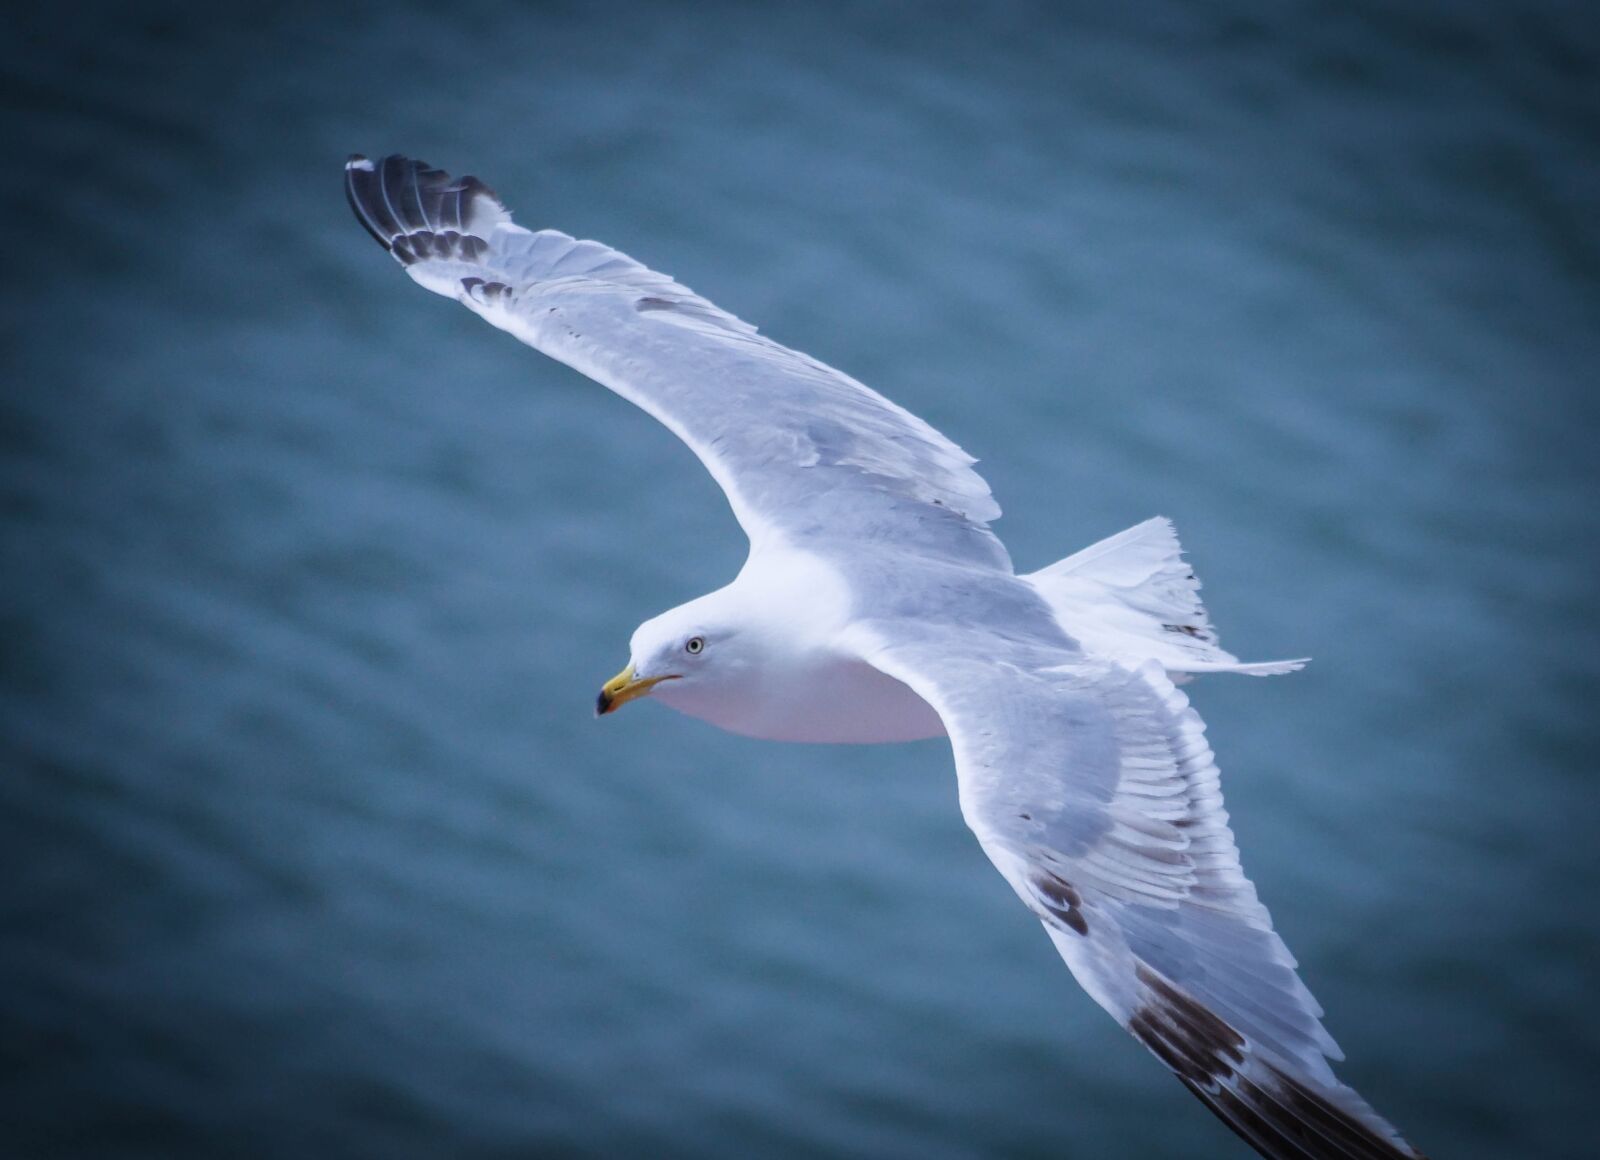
3, 2, 1597, 1157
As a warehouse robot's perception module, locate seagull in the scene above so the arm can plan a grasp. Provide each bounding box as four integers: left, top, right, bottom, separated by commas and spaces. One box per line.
346, 154, 1424, 1160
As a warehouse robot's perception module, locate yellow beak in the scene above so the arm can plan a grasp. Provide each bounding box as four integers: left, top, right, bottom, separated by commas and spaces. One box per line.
596, 663, 676, 716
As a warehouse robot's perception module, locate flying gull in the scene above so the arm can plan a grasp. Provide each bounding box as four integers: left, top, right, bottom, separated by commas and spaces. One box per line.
345, 154, 1424, 1160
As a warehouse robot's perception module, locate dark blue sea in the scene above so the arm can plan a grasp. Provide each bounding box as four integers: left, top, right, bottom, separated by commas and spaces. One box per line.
3, 2, 1597, 1157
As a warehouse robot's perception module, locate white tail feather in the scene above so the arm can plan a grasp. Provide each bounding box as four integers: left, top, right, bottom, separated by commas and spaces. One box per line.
1026, 518, 1306, 681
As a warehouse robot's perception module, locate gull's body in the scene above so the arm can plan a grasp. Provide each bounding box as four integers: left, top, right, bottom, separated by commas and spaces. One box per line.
346, 155, 1424, 1160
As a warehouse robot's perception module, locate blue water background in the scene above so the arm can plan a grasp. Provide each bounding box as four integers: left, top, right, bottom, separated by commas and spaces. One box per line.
3, 2, 1597, 1157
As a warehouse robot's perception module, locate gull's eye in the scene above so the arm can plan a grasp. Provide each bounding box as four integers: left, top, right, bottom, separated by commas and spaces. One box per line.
684, 636, 705, 655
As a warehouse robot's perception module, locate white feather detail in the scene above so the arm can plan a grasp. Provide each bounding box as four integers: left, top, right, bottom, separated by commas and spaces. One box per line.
1027, 517, 1307, 680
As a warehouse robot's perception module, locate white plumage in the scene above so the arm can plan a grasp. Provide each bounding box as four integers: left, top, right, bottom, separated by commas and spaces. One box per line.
347, 154, 1423, 1160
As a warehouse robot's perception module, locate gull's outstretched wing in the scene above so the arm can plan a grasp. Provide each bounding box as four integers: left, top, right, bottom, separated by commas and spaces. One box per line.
848, 621, 1424, 1160
345, 154, 1006, 569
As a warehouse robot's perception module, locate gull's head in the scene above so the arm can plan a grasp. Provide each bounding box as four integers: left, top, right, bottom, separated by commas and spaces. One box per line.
596, 589, 758, 721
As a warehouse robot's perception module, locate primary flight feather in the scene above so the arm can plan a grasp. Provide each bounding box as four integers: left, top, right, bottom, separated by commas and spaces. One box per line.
345, 154, 1423, 1160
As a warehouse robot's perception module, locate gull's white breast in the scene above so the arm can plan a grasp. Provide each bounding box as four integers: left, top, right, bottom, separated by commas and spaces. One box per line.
715, 651, 947, 744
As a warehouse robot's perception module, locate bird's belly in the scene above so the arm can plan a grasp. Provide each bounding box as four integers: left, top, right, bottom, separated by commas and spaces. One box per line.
714, 656, 947, 744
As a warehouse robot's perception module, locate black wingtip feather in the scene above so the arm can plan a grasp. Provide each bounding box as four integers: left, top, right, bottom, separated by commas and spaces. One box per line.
344, 153, 505, 260
1129, 967, 1424, 1160
1181, 1069, 1428, 1160
344, 155, 393, 251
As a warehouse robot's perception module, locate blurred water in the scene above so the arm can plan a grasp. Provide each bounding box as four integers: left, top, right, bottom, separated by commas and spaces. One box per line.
2, 2, 1597, 1157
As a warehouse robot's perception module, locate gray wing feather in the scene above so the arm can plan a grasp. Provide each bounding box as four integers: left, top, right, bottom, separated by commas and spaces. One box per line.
849, 622, 1424, 1160
345, 154, 1006, 570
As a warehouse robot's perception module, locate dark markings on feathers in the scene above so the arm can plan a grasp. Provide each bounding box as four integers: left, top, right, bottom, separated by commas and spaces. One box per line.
460, 277, 511, 304
1164, 623, 1204, 638
345, 153, 498, 264
636, 296, 675, 311
1032, 870, 1088, 935
1131, 966, 1423, 1159
1129, 965, 1244, 1085
1272, 1072, 1421, 1160
1179, 1072, 1425, 1160
393, 230, 488, 267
